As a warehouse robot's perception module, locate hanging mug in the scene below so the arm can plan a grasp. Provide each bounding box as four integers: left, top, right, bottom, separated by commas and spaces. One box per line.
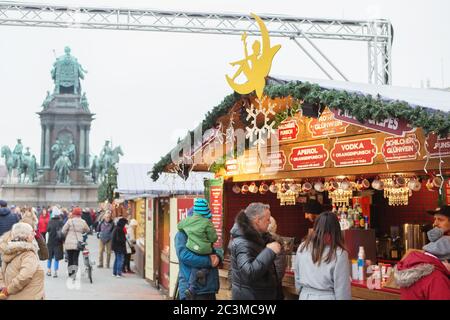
249, 182, 258, 194
259, 182, 269, 194
426, 175, 435, 191
241, 183, 249, 194
408, 177, 421, 192
232, 184, 241, 194
371, 176, 384, 191
269, 181, 278, 193
395, 176, 406, 188
361, 178, 370, 190
326, 179, 339, 192
314, 181, 325, 193
341, 178, 351, 191
433, 176, 443, 188
302, 181, 312, 193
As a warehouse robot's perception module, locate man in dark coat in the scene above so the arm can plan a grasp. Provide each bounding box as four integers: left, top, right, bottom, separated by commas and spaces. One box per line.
0, 200, 19, 237
229, 202, 281, 300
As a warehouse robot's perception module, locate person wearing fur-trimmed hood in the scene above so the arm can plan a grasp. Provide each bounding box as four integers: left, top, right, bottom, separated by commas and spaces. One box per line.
0, 222, 45, 300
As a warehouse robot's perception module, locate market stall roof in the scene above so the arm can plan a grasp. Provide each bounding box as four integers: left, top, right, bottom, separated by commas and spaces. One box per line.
269, 76, 450, 113
116, 163, 212, 199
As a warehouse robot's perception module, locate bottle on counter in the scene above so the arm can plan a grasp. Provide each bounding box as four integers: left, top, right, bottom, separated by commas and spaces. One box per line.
364, 216, 369, 230
351, 259, 358, 280
357, 246, 366, 281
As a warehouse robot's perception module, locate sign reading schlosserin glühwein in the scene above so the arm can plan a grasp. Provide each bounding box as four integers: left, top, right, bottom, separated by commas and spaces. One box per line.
332, 109, 414, 136
209, 186, 223, 249
382, 134, 420, 162
425, 134, 450, 158
331, 138, 377, 167
308, 108, 349, 138
289, 144, 329, 170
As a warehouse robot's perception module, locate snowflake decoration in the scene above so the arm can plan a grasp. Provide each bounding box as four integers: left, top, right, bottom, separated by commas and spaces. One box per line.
245, 97, 276, 147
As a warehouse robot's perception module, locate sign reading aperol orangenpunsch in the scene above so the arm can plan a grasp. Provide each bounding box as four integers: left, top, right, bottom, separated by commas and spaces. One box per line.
289, 144, 329, 170
331, 138, 377, 167
308, 108, 349, 138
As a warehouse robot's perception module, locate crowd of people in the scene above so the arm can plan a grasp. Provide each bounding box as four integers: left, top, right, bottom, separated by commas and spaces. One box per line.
0, 200, 138, 300
0, 196, 448, 300
175, 199, 450, 301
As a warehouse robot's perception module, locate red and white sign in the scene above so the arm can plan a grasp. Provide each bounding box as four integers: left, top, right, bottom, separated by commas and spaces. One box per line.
331, 138, 377, 167
289, 144, 329, 170
382, 134, 420, 162
261, 151, 287, 173
425, 134, 450, 158
225, 159, 239, 175
308, 109, 349, 138
209, 186, 223, 249
278, 119, 299, 142
332, 109, 414, 136
177, 198, 195, 223
241, 155, 260, 174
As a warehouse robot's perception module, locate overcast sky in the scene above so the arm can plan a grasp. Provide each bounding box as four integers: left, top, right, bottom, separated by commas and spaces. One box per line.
0, 0, 449, 165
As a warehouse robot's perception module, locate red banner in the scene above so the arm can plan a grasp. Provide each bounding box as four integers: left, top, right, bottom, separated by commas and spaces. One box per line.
331, 138, 377, 167
177, 198, 195, 223
278, 119, 299, 142
261, 151, 286, 173
308, 109, 349, 138
209, 186, 223, 249
289, 144, 329, 170
425, 134, 450, 158
382, 134, 420, 162
332, 109, 414, 136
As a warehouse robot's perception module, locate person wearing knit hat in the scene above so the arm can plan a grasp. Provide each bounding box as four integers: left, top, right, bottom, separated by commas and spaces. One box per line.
177, 198, 218, 299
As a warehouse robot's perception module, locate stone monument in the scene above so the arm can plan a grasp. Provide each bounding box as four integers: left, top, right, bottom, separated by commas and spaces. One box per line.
0, 47, 107, 208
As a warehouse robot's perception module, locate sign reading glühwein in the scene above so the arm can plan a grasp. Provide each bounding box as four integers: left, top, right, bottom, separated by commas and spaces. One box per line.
308, 108, 349, 138
382, 134, 420, 162
331, 138, 377, 167
425, 134, 450, 158
261, 151, 286, 173
209, 186, 223, 249
332, 109, 414, 136
289, 144, 329, 170
278, 119, 299, 142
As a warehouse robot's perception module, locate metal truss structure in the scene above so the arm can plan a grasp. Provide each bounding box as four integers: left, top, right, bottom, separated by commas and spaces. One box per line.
0, 1, 393, 84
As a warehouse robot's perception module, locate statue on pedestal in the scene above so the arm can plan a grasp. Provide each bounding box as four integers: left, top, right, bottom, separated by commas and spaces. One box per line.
12, 139, 23, 169
53, 151, 72, 184
41, 91, 53, 109
80, 93, 90, 112
51, 46, 87, 94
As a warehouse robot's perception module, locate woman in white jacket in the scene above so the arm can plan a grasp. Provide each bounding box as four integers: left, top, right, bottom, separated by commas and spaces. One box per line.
294, 211, 351, 300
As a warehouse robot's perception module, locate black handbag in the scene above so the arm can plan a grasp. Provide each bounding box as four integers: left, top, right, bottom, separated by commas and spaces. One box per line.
72, 220, 85, 251
56, 229, 65, 242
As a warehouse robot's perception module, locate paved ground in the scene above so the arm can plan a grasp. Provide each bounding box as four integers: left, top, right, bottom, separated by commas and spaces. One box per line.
42, 235, 164, 300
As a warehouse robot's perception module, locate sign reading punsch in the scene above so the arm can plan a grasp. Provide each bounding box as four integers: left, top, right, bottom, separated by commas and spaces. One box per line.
331, 138, 377, 167
289, 144, 329, 170
278, 119, 299, 142
425, 134, 450, 158
382, 134, 420, 162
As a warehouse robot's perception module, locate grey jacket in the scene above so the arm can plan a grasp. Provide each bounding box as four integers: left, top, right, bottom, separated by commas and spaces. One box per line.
294, 243, 351, 300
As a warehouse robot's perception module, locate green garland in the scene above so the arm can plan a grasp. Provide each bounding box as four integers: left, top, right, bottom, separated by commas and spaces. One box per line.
151, 81, 450, 181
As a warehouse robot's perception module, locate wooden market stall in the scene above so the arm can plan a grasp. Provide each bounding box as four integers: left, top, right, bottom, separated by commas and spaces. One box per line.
152, 76, 450, 300
116, 163, 213, 297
